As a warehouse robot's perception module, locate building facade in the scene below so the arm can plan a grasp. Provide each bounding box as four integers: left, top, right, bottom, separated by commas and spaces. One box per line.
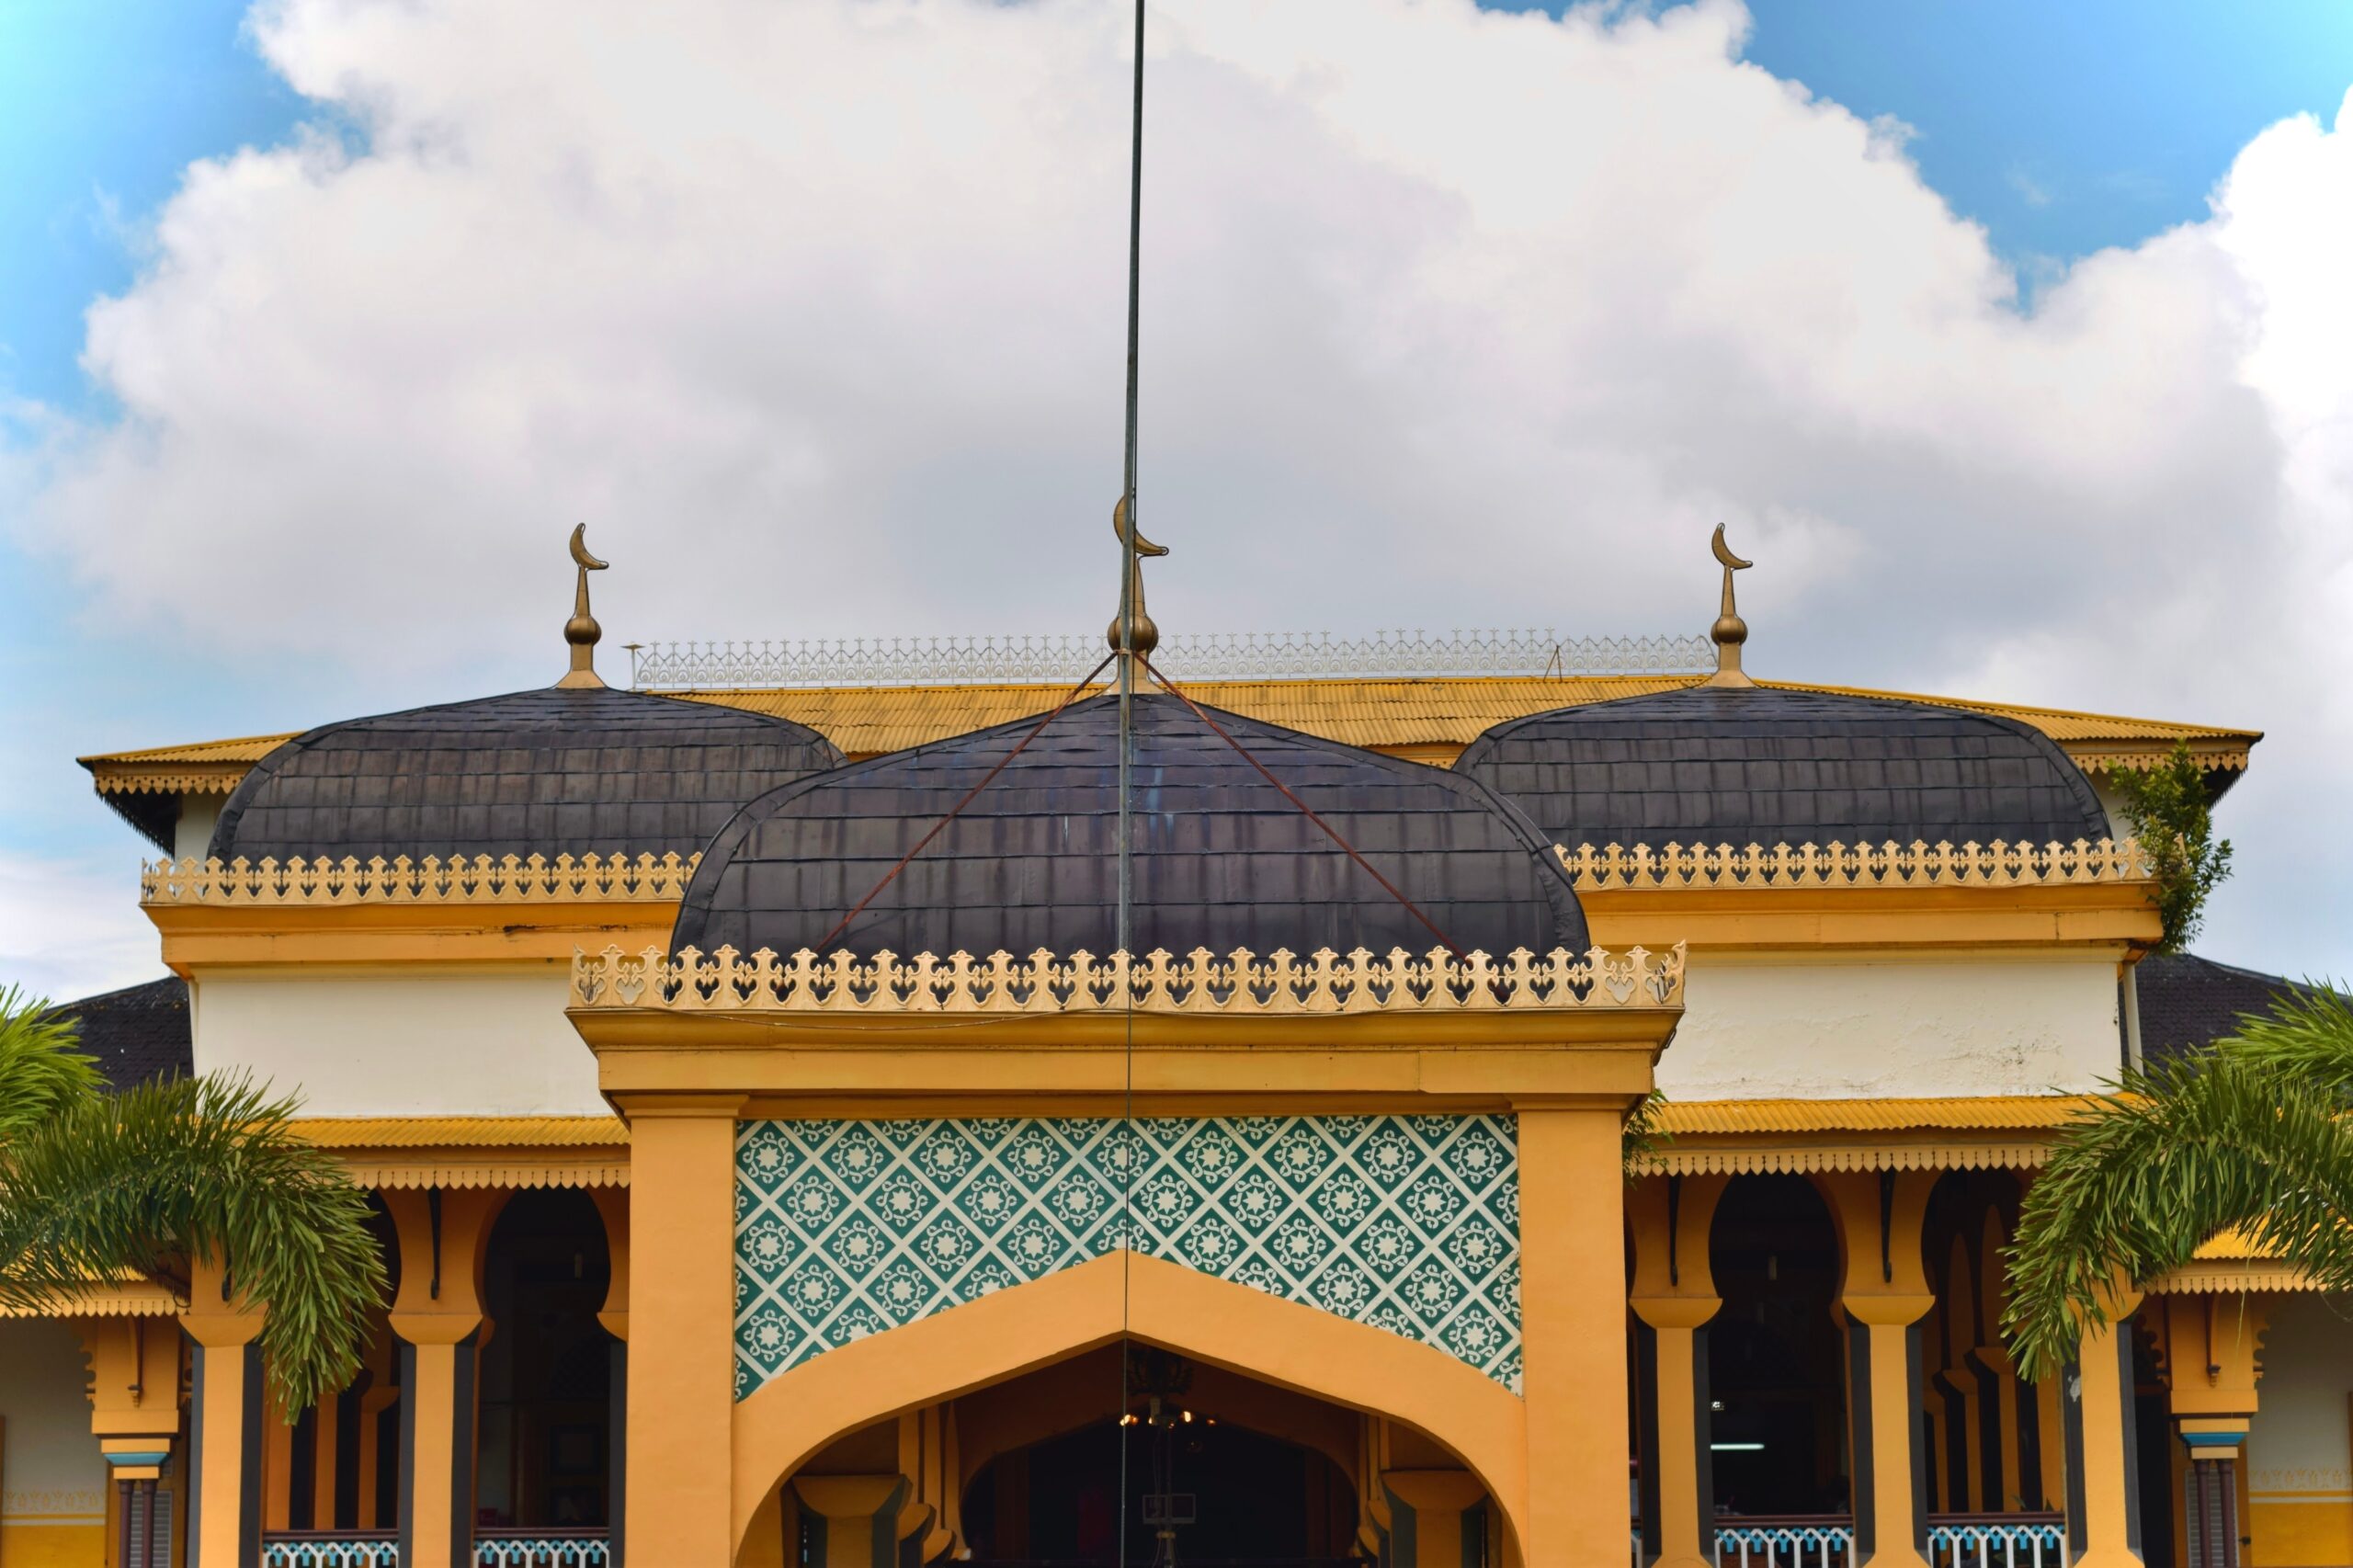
3, 543, 2335, 1568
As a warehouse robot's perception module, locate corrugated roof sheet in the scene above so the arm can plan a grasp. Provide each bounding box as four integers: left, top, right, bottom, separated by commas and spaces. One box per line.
82, 675, 2258, 792
290, 1116, 628, 1147
1654, 1096, 2103, 1134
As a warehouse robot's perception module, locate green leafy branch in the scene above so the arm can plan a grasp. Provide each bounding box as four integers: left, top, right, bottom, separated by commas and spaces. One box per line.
2112, 741, 2234, 955
0, 986, 387, 1412
2002, 984, 2353, 1381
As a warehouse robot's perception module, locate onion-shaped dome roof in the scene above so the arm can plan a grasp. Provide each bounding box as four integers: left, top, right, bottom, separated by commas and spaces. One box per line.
674, 693, 1586, 960
1453, 686, 2109, 852
210, 687, 844, 865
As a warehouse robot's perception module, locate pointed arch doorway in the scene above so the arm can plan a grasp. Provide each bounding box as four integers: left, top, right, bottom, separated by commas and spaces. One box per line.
730, 1254, 1528, 1567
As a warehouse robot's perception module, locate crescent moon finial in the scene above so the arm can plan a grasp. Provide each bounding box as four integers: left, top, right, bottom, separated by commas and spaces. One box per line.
556, 526, 608, 688
1703, 525, 1756, 688
570, 523, 609, 573
1711, 523, 1752, 573
1107, 495, 1168, 660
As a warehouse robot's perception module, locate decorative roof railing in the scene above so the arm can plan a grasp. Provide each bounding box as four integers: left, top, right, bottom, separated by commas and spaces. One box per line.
141, 853, 701, 905
571, 941, 1687, 1015
625, 630, 1714, 688
1554, 838, 2154, 890
137, 840, 2152, 908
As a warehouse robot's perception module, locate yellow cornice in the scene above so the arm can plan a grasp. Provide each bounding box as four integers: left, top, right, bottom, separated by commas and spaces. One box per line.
582, 1013, 1681, 1110
149, 900, 677, 971
1582, 877, 2160, 951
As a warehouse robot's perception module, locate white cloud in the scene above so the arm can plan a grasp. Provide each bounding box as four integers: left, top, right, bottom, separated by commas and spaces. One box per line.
0, 855, 165, 1003
4, 0, 2349, 973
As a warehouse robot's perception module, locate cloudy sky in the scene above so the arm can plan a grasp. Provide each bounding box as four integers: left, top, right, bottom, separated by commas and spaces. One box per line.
2, 0, 2350, 999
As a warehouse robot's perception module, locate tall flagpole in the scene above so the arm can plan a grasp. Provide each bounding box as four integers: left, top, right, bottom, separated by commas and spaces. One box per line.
1113, 0, 1148, 1561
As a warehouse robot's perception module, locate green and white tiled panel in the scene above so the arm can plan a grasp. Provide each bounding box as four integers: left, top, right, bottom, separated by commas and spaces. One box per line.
733, 1114, 1521, 1400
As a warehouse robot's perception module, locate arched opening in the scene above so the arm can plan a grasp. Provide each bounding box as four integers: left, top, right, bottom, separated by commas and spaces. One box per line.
730, 1254, 1525, 1563
477, 1188, 615, 1530
263, 1193, 404, 1540
953, 1346, 1364, 1563
1707, 1175, 1848, 1517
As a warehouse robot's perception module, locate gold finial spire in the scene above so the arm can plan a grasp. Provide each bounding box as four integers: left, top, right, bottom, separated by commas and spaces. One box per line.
1106, 494, 1168, 660
1703, 523, 1755, 688
556, 524, 609, 689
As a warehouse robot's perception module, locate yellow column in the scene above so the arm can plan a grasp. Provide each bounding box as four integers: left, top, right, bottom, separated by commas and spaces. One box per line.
1628, 1174, 1730, 1568
1516, 1100, 1638, 1565
355, 1308, 399, 1532
2037, 1374, 2068, 1517
622, 1097, 744, 1566
2069, 1287, 2145, 1568
384, 1187, 508, 1568
1385, 1470, 1490, 1568
792, 1475, 904, 1568
1971, 1345, 2028, 1511
180, 1255, 266, 1568
1815, 1172, 1938, 1568
263, 1394, 295, 1528
313, 1384, 341, 1528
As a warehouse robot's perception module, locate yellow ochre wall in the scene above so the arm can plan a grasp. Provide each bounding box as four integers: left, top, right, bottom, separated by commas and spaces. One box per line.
0, 1319, 106, 1568
2247, 1294, 2353, 1568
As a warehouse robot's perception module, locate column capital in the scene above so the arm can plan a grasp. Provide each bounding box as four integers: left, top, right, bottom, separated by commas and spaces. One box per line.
1812, 1170, 1938, 1303
1383, 1469, 1487, 1513
794, 1473, 904, 1521
1628, 1172, 1730, 1304
381, 1186, 507, 1338
178, 1255, 266, 1347
1631, 1293, 1722, 1331
1846, 1292, 1934, 1327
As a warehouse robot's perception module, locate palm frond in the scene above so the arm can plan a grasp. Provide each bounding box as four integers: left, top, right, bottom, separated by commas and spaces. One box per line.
0, 986, 103, 1141
0, 1070, 387, 1411
2003, 1008, 2353, 1381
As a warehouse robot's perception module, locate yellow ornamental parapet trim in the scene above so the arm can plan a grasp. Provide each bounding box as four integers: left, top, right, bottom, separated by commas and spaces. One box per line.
142, 851, 701, 905
1555, 837, 2153, 890
572, 941, 1687, 1015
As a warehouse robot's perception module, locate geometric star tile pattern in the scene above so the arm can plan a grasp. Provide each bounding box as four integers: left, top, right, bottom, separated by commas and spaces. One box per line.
733, 1114, 1521, 1400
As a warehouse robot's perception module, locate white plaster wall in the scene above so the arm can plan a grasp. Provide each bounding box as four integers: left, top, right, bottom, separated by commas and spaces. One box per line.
2248, 1292, 2353, 1494
0, 1317, 104, 1511
172, 795, 223, 861
1654, 955, 2125, 1100
192, 966, 606, 1116
2087, 777, 2133, 844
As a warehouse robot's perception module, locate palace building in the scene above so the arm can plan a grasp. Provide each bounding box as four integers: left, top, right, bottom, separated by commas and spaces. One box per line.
5, 527, 2339, 1568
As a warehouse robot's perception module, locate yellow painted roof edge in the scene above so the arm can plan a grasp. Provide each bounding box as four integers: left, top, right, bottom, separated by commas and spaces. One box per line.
1653, 1095, 2105, 1134
80, 676, 2258, 790
291, 1115, 628, 1148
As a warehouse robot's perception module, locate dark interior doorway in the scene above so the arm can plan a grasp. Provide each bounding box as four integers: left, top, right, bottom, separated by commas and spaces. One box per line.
1708, 1175, 1850, 1517
476, 1188, 614, 1528
961, 1413, 1361, 1565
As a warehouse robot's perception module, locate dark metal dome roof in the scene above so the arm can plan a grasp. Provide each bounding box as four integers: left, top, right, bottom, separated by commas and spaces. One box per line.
675, 693, 1586, 960
211, 686, 844, 865
1453, 685, 2109, 851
